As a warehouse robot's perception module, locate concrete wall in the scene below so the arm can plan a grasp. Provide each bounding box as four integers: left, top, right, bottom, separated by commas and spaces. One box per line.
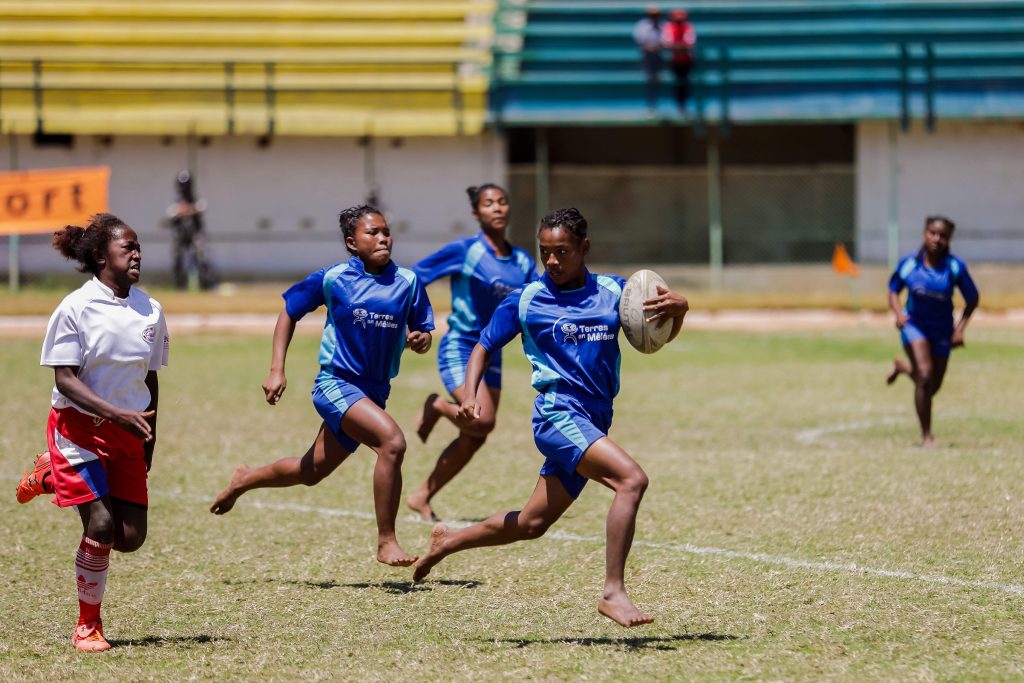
0, 133, 506, 278
856, 120, 1024, 263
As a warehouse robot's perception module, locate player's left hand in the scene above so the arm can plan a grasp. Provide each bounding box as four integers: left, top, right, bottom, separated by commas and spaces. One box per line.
643, 285, 689, 327
407, 330, 432, 354
951, 328, 965, 348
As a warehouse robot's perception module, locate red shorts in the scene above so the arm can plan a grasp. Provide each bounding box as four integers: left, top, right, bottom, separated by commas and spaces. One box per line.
47, 407, 148, 507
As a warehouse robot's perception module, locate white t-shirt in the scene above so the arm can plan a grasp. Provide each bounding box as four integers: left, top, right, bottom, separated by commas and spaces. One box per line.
40, 277, 169, 415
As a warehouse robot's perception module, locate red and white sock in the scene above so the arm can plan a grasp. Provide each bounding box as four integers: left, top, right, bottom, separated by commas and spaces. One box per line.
75, 536, 112, 625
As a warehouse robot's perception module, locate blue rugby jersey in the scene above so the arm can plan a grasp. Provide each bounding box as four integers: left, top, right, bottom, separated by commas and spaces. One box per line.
413, 234, 538, 339
283, 256, 434, 384
480, 270, 626, 403
889, 250, 979, 336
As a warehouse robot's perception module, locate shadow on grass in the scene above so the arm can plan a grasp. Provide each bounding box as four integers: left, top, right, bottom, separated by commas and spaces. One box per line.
222, 577, 480, 594
341, 578, 482, 594
107, 634, 227, 647
480, 633, 740, 651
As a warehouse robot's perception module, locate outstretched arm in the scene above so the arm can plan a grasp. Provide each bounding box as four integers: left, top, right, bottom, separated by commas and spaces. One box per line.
952, 296, 979, 347
54, 366, 154, 441
262, 308, 297, 405
889, 290, 908, 329
643, 285, 690, 344
458, 343, 493, 422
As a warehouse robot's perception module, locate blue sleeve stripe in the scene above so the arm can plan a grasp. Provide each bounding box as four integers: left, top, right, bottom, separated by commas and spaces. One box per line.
595, 275, 623, 302
948, 257, 961, 281
448, 241, 487, 333
898, 257, 917, 281
518, 282, 561, 390
540, 390, 591, 452
461, 241, 487, 278
317, 264, 348, 367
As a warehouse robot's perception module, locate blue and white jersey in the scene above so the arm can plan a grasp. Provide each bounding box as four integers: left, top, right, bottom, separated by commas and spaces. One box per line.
889, 250, 979, 336
480, 270, 626, 404
283, 256, 434, 385
414, 234, 538, 340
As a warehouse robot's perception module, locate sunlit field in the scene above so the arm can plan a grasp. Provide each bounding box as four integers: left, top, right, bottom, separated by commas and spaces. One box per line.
2, 326, 1022, 681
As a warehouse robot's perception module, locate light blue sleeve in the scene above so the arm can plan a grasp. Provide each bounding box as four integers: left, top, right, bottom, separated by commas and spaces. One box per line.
888, 257, 914, 293
479, 290, 523, 352
412, 239, 468, 286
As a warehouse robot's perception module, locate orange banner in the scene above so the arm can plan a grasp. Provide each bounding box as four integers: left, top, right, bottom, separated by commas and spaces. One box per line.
0, 166, 110, 235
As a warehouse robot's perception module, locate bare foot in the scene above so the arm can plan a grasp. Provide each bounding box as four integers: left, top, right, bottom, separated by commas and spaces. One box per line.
886, 359, 901, 385
377, 538, 418, 567
921, 434, 937, 448
413, 524, 450, 582
416, 393, 441, 443
598, 591, 654, 628
407, 488, 439, 522
210, 464, 252, 515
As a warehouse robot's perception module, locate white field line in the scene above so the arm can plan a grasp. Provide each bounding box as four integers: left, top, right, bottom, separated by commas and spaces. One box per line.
188, 490, 1024, 597
9, 477, 1023, 596
794, 417, 902, 445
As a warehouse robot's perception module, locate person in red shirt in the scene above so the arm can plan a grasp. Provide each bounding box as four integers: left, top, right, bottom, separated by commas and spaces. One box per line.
662, 9, 697, 113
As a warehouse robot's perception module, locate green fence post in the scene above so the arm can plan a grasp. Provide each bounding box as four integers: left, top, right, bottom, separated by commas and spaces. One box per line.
535, 127, 549, 265
707, 127, 723, 290
887, 122, 900, 271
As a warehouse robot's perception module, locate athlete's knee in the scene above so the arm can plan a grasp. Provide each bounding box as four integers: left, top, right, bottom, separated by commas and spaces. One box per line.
518, 513, 553, 540
915, 364, 934, 387
83, 507, 114, 543
115, 528, 147, 553
378, 432, 407, 464
618, 467, 649, 501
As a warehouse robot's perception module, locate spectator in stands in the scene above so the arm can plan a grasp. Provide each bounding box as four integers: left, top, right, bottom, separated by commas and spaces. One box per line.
662, 9, 697, 114
633, 5, 665, 114
166, 170, 216, 290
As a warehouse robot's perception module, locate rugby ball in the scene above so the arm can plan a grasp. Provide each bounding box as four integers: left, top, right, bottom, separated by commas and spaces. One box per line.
619, 269, 672, 354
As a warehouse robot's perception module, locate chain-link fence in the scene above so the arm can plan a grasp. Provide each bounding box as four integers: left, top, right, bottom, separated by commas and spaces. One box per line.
509, 164, 854, 264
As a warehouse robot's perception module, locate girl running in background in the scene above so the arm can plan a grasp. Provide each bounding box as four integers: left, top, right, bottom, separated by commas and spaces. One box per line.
413, 208, 689, 628
887, 215, 979, 446
210, 205, 433, 567
17, 214, 169, 651
406, 184, 537, 522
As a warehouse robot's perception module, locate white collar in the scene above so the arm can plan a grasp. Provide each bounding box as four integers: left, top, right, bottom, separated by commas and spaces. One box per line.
90, 276, 131, 305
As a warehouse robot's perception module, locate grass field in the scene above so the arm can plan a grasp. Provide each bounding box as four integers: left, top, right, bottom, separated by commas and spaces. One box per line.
2, 325, 1023, 681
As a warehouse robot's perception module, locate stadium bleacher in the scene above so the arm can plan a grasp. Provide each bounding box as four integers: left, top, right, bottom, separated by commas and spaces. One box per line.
492, 0, 1024, 127
0, 1, 495, 136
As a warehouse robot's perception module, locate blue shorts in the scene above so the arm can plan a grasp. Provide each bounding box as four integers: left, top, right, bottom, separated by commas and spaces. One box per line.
532, 390, 613, 499
311, 370, 391, 453
437, 332, 502, 395
901, 321, 952, 359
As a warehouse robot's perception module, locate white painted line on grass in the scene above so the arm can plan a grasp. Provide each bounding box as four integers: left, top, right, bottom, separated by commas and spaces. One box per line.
795, 417, 901, 445
11, 478, 1023, 597
193, 491, 1024, 597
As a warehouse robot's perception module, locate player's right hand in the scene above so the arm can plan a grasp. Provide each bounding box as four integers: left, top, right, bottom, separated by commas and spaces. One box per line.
894, 312, 908, 329
458, 397, 482, 422
263, 370, 287, 405
113, 409, 155, 441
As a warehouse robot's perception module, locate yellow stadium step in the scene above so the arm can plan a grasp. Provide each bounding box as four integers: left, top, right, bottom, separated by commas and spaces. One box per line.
0, 0, 496, 22
0, 21, 491, 47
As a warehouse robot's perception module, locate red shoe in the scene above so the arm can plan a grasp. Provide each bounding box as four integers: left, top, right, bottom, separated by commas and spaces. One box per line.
72, 621, 111, 652
16, 452, 54, 504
